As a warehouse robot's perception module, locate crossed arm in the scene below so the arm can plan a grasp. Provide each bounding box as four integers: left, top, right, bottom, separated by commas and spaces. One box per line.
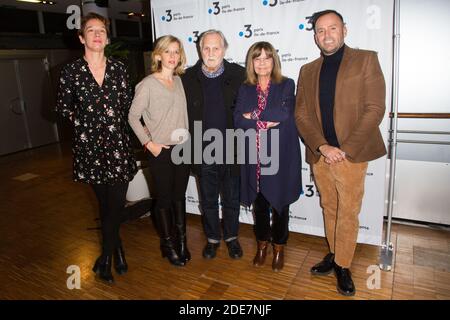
234, 79, 295, 131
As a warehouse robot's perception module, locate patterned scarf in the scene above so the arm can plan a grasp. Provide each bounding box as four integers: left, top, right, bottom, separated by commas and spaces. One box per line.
252, 81, 271, 192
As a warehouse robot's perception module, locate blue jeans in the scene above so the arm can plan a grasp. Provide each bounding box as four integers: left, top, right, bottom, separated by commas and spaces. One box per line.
199, 164, 240, 243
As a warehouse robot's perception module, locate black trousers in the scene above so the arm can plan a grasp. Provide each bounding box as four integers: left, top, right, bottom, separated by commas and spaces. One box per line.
253, 193, 290, 245
148, 146, 190, 211
91, 182, 152, 256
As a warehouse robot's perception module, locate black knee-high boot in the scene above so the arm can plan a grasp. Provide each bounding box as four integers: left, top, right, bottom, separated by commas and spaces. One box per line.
173, 201, 191, 263
154, 207, 185, 266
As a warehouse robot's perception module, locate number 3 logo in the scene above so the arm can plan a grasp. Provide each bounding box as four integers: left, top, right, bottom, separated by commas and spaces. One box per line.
192, 31, 199, 43
305, 184, 315, 197
212, 2, 220, 15
244, 24, 252, 38
165, 9, 172, 22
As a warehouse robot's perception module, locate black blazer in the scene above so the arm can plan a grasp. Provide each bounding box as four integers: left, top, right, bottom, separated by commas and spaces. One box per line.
181, 60, 246, 176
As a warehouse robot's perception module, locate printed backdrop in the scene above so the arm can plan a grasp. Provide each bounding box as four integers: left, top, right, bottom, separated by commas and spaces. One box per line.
150, 0, 393, 245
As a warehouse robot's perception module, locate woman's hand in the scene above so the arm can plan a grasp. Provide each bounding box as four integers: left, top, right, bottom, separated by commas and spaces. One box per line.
258, 121, 280, 131
243, 112, 251, 119
266, 121, 280, 128
145, 141, 170, 157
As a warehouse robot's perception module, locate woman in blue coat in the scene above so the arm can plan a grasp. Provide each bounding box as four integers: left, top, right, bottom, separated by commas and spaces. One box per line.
234, 41, 302, 271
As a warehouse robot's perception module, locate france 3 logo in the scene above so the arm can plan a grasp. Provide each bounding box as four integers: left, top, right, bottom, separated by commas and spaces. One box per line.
207, 1, 221, 15
261, 0, 278, 6
160, 9, 193, 22
298, 16, 313, 31
161, 9, 174, 22
207, 1, 245, 15
187, 31, 200, 43
262, 0, 306, 7
238, 25, 253, 38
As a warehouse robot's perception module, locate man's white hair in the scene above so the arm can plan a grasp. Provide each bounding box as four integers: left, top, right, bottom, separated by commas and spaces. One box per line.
199, 29, 229, 50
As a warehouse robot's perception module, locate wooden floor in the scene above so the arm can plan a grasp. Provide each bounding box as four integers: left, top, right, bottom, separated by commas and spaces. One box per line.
0, 143, 449, 300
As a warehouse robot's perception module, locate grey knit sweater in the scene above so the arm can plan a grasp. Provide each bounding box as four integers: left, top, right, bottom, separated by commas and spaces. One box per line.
128, 74, 188, 146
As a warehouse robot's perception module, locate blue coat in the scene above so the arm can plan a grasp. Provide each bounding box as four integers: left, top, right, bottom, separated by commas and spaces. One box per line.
234, 78, 302, 213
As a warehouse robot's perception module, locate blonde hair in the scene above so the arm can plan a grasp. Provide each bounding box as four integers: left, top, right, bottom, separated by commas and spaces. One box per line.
244, 41, 284, 85
151, 35, 186, 75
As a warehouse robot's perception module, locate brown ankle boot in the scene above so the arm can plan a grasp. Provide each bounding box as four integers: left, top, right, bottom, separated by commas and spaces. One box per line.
253, 241, 268, 266
272, 244, 285, 272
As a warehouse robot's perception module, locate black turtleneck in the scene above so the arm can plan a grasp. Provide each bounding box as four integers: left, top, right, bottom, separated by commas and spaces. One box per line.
319, 45, 345, 148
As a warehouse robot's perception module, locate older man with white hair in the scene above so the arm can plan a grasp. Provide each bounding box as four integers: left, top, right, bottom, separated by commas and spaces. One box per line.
181, 30, 246, 260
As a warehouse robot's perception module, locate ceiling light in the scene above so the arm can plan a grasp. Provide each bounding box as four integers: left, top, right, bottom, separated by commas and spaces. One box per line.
125, 12, 145, 17
16, 0, 56, 4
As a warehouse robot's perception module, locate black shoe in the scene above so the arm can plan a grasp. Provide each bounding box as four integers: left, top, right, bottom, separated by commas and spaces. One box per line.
160, 238, 186, 267
92, 255, 114, 284
311, 253, 335, 275
202, 242, 220, 259
113, 246, 128, 275
226, 239, 243, 259
334, 263, 356, 296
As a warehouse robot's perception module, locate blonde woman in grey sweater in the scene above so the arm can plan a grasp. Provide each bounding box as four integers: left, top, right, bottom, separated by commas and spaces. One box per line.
128, 35, 189, 266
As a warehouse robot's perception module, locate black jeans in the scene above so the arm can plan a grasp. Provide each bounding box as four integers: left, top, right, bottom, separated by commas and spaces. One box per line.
253, 193, 290, 245
199, 164, 240, 243
91, 183, 128, 256
148, 146, 190, 210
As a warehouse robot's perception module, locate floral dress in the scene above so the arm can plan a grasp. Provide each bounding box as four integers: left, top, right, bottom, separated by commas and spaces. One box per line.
56, 57, 137, 185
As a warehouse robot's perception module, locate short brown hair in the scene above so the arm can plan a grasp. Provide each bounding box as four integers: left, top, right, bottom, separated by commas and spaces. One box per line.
244, 41, 284, 85
78, 12, 110, 38
151, 35, 186, 75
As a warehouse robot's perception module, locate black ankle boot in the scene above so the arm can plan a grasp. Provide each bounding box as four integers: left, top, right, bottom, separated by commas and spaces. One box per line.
334, 262, 355, 296
311, 253, 335, 275
113, 246, 128, 275
92, 255, 114, 283
154, 207, 185, 266
173, 201, 191, 263
160, 237, 185, 266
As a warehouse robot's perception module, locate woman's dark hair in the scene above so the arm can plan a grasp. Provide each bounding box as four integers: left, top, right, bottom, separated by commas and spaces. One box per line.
78, 12, 110, 38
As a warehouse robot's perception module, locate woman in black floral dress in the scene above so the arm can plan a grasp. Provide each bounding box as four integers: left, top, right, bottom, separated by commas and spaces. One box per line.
56, 13, 149, 283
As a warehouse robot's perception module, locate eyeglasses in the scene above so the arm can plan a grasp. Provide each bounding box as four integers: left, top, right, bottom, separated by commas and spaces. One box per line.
253, 57, 272, 64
